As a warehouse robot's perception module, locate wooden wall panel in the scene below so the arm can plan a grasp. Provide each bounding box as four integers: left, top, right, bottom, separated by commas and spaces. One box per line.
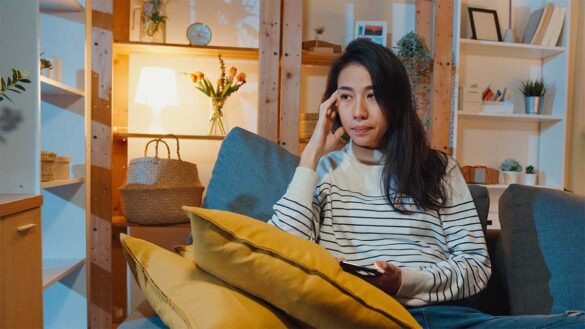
279, 0, 302, 154
416, 0, 433, 50
430, 0, 453, 154
257, 0, 281, 142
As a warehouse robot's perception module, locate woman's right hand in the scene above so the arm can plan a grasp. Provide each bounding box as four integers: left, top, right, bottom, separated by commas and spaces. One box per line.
300, 90, 346, 169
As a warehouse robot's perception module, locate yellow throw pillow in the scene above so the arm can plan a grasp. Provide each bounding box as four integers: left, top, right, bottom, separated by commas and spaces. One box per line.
183, 206, 421, 329
119, 234, 298, 329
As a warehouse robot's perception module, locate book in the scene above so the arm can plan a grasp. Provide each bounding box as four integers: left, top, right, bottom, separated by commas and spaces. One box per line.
531, 3, 555, 45
523, 8, 544, 44
541, 6, 561, 46
545, 7, 566, 47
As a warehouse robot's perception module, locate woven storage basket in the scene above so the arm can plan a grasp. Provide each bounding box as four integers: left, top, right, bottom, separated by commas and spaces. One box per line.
119, 136, 204, 225
41, 151, 57, 182
300, 113, 319, 140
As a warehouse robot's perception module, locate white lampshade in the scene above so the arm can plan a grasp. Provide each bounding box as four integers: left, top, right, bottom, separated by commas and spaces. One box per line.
135, 67, 180, 109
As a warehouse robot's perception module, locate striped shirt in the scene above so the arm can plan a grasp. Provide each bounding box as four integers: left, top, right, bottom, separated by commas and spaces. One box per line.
268, 143, 492, 306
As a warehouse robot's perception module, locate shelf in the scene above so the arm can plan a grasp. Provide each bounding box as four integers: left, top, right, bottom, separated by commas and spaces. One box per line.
42, 257, 86, 290
478, 184, 563, 190
40, 76, 85, 97
113, 42, 258, 60
301, 50, 339, 66
41, 177, 84, 189
457, 112, 563, 122
113, 130, 225, 142
40, 0, 83, 13
459, 39, 566, 59
112, 216, 191, 228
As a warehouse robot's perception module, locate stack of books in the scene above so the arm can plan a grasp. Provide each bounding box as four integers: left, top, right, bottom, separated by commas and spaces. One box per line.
523, 3, 566, 47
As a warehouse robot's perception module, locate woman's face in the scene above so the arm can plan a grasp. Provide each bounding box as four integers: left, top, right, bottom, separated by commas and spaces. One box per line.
336, 63, 388, 149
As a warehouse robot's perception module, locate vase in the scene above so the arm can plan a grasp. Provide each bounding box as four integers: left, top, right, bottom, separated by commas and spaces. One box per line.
134, 0, 166, 43
502, 171, 519, 185
209, 97, 227, 136
524, 173, 537, 186
524, 96, 544, 115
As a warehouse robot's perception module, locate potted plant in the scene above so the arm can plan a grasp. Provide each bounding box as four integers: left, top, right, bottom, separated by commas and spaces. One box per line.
524, 165, 537, 186
519, 78, 547, 114
395, 32, 433, 130
499, 158, 522, 184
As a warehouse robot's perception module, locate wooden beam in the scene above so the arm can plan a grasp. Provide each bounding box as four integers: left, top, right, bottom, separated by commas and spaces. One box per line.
112, 0, 129, 42
415, 0, 433, 50
430, 0, 453, 154
89, 1, 113, 328
279, 0, 302, 154
257, 0, 281, 142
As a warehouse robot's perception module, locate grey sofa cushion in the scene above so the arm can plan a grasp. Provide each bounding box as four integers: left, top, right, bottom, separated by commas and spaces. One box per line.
202, 127, 299, 221
468, 184, 490, 234
498, 184, 585, 315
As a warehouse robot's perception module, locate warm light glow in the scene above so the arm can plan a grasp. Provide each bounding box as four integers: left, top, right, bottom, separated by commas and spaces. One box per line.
135, 67, 180, 132
135, 67, 180, 109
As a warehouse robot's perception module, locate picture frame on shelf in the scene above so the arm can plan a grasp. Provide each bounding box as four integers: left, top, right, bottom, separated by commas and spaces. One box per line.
354, 21, 387, 47
468, 7, 502, 42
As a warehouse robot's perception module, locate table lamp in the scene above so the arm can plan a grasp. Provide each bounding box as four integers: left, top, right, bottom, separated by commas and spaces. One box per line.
134, 67, 180, 133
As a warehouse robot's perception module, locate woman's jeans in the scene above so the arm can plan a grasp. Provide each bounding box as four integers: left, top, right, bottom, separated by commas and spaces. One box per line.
408, 305, 585, 329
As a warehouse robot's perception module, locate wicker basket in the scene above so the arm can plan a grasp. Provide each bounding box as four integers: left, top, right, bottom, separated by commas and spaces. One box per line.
41, 151, 57, 182
300, 112, 319, 140
119, 136, 205, 225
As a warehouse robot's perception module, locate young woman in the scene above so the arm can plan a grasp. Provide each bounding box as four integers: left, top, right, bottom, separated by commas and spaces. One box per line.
269, 39, 584, 328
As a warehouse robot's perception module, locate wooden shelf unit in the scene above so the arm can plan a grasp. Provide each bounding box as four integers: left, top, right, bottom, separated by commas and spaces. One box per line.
301, 50, 339, 66
457, 112, 563, 122
459, 38, 566, 59
41, 177, 84, 189
42, 258, 86, 289
113, 131, 225, 142
112, 216, 190, 228
113, 42, 258, 60
40, 0, 83, 13
40, 76, 85, 97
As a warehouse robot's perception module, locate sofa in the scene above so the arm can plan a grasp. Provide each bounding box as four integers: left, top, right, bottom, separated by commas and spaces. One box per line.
119, 128, 585, 328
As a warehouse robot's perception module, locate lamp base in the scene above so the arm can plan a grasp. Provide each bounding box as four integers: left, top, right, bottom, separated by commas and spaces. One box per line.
151, 107, 165, 134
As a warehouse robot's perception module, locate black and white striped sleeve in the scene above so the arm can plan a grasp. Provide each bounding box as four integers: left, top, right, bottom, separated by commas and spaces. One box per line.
268, 166, 324, 241
395, 161, 492, 306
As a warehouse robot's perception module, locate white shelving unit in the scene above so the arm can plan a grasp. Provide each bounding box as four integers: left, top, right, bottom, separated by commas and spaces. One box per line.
453, 0, 571, 228
39, 0, 89, 328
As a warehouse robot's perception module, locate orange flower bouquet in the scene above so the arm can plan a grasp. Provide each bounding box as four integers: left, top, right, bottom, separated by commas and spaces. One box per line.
189, 54, 247, 135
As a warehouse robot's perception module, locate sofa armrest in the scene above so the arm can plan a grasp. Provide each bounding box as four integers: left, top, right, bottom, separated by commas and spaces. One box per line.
498, 184, 585, 315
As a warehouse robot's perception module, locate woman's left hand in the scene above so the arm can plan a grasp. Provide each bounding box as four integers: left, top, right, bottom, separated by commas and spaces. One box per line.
364, 261, 402, 296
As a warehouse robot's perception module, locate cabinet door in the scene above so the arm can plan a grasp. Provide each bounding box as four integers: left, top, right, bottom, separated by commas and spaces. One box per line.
0, 208, 43, 329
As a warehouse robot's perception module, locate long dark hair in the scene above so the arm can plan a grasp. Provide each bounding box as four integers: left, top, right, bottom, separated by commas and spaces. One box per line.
323, 39, 449, 213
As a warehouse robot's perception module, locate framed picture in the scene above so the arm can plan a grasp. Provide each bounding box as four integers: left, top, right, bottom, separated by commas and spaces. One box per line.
468, 7, 502, 42
354, 21, 388, 47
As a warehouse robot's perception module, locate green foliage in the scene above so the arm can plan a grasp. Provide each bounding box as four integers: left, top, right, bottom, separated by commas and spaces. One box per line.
40, 58, 53, 70
142, 0, 168, 36
0, 69, 31, 103
500, 158, 523, 172
394, 32, 432, 87
520, 79, 547, 96
525, 165, 536, 174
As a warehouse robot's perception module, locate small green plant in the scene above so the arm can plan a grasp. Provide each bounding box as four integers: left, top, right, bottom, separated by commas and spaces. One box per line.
500, 158, 523, 172
520, 79, 547, 96
525, 165, 536, 174
40, 58, 53, 70
0, 69, 31, 103
314, 26, 325, 35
